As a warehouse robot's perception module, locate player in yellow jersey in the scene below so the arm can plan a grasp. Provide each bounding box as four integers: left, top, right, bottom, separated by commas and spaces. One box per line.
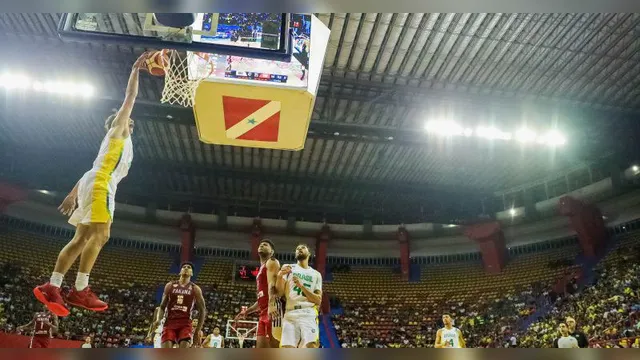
34, 52, 150, 317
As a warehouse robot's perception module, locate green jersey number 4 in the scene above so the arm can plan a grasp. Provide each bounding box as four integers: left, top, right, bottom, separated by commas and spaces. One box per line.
293, 283, 312, 297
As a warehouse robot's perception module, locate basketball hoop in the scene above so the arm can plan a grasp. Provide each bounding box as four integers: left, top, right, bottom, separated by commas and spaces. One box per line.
161, 49, 214, 108
227, 319, 258, 349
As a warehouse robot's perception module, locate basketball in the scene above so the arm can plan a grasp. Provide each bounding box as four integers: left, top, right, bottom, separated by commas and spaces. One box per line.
144, 50, 169, 76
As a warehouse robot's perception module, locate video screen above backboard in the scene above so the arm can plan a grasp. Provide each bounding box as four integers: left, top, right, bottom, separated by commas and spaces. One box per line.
59, 13, 315, 87
192, 13, 284, 51
192, 14, 311, 88
60, 13, 291, 61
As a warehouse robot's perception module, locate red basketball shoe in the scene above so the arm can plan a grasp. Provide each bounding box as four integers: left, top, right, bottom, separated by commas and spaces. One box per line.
33, 283, 70, 317
66, 287, 109, 312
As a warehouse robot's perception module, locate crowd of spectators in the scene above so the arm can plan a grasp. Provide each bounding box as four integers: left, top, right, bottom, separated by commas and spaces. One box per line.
518, 243, 640, 348
1, 238, 639, 348
0, 262, 261, 348
331, 282, 545, 348
329, 241, 640, 348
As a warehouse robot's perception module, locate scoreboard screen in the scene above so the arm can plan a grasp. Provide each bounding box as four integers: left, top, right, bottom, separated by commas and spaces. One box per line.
236, 264, 260, 281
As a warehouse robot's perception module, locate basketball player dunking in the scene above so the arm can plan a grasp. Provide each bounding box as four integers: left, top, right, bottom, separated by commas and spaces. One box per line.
434, 314, 465, 348
235, 239, 282, 348
17, 305, 59, 348
151, 262, 207, 348
33, 52, 150, 317
276, 244, 323, 348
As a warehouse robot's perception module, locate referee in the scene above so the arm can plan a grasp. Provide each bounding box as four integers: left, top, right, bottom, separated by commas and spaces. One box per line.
553, 316, 588, 348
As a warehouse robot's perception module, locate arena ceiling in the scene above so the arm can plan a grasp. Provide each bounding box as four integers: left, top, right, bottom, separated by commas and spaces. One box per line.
0, 13, 639, 224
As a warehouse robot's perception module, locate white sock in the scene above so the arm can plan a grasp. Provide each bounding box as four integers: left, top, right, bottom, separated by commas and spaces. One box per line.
75, 272, 90, 291
50, 272, 64, 288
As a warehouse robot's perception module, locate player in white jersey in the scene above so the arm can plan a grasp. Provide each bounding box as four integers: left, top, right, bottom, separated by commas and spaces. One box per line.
435, 314, 465, 348
146, 307, 165, 348
276, 244, 323, 348
34, 52, 151, 317
203, 327, 225, 348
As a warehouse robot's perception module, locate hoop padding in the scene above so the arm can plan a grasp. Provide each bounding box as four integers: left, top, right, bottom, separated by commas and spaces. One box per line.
161, 49, 214, 108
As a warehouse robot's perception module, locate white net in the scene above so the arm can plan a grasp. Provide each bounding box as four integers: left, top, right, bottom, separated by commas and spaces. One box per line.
161, 49, 214, 108
226, 319, 257, 348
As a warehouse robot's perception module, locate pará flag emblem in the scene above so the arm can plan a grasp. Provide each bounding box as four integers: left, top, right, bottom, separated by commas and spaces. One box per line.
222, 96, 281, 142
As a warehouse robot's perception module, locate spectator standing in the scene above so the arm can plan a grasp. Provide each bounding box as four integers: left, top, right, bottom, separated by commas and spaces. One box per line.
555, 323, 579, 348
565, 316, 588, 348
82, 336, 93, 348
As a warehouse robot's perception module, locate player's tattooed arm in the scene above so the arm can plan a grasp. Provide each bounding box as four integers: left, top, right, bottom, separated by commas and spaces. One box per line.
266, 258, 281, 317
266, 258, 281, 297
193, 285, 207, 346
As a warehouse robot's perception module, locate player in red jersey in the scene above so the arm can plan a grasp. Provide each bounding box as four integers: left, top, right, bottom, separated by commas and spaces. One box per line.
151, 262, 207, 348
235, 239, 282, 348
18, 305, 59, 348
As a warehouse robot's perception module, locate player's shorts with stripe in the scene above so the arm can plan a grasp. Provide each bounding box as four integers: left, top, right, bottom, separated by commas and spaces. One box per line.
69, 171, 115, 226
30, 335, 50, 348
161, 323, 193, 345
280, 308, 319, 347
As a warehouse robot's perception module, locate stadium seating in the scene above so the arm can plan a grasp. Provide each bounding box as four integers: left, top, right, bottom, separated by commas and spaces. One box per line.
327, 245, 581, 347
0, 220, 638, 348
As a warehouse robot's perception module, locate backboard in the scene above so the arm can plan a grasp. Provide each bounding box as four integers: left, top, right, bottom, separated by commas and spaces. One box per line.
57, 13, 331, 151
192, 15, 330, 151
58, 13, 292, 61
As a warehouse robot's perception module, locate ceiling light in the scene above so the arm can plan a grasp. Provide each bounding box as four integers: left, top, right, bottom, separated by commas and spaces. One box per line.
541, 131, 566, 146
515, 128, 537, 143
476, 127, 512, 141
0, 73, 31, 89
509, 208, 516, 216
425, 121, 465, 136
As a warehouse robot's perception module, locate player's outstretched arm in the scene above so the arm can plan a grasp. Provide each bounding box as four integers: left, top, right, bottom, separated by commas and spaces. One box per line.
109, 52, 148, 139
16, 315, 35, 333
193, 285, 207, 346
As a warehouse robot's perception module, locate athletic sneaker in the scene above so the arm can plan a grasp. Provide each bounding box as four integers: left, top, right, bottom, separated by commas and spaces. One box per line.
66, 287, 108, 312
33, 283, 70, 317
